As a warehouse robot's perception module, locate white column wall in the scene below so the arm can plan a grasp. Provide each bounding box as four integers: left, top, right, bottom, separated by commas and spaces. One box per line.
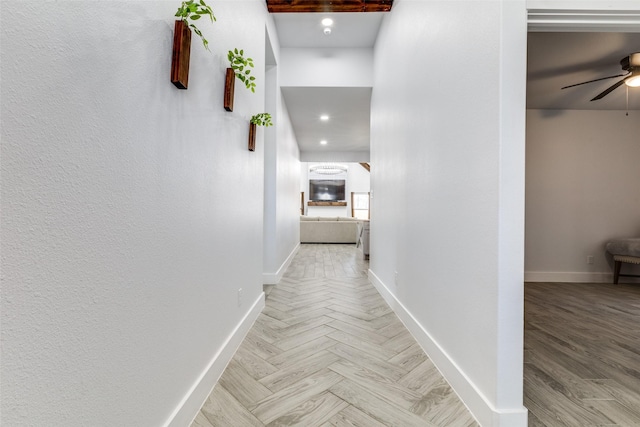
1, 1, 275, 426
369, 1, 527, 425
262, 75, 301, 283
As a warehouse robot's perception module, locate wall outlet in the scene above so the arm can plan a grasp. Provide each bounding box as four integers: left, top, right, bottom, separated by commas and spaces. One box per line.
237, 288, 243, 307
587, 255, 594, 265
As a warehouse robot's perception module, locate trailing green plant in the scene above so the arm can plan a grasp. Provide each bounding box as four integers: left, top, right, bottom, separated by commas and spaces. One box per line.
250, 113, 273, 127
228, 48, 256, 93
175, 0, 216, 51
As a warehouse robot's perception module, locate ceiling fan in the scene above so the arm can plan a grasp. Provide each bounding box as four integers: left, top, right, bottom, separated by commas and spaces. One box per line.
561, 52, 640, 101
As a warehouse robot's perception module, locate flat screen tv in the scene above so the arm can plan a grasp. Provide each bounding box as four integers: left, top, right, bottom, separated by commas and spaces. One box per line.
309, 179, 346, 201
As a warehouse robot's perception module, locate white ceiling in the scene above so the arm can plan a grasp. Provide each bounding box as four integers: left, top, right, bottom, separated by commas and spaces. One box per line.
272, 13, 384, 48
271, 14, 640, 158
273, 13, 382, 158
281, 87, 372, 153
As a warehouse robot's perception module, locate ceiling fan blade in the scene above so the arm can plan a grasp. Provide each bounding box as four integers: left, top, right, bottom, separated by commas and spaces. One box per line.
590, 79, 626, 101
561, 73, 628, 90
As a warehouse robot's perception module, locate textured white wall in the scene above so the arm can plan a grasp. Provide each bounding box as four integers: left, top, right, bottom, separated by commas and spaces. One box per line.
370, 1, 527, 425
280, 48, 373, 87
1, 1, 273, 425
526, 109, 640, 282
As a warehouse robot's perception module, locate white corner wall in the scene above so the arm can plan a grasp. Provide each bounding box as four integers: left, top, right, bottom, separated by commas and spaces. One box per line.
525, 109, 640, 283
369, 1, 527, 426
263, 54, 301, 285
1, 2, 274, 426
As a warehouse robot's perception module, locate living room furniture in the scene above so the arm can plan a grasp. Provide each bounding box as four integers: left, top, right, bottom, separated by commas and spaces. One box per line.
356, 220, 370, 260
605, 238, 640, 284
300, 216, 359, 243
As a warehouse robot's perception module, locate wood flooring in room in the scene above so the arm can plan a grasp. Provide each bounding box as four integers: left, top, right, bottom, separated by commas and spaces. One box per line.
191, 244, 478, 427
525, 281, 640, 426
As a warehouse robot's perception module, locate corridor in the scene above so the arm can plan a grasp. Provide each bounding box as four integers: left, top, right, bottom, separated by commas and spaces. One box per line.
191, 244, 478, 426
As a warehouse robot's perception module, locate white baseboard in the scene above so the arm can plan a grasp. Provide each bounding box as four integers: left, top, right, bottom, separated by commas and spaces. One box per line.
368, 269, 528, 427
263, 243, 300, 285
164, 292, 265, 427
524, 271, 639, 283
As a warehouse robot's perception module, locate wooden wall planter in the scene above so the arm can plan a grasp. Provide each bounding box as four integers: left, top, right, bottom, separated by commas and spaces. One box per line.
248, 123, 257, 151
171, 20, 191, 89
224, 68, 235, 111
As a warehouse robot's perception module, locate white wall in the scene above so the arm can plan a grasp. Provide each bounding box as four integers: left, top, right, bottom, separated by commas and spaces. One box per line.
300, 163, 370, 217
263, 54, 301, 284
526, 109, 640, 282
280, 48, 373, 87
1, 2, 275, 426
369, 1, 527, 426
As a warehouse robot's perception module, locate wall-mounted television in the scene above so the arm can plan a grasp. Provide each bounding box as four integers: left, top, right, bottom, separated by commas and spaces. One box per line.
309, 179, 346, 201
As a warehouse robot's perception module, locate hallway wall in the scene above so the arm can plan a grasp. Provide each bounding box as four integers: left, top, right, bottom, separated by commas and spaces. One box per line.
369, 1, 527, 425
1, 1, 280, 425
263, 64, 301, 284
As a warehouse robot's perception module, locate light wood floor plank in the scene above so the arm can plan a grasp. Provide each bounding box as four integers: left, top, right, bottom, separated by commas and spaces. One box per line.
327, 330, 398, 360
265, 391, 348, 427
328, 359, 422, 410
199, 383, 264, 427
330, 378, 438, 427
250, 369, 345, 424
324, 404, 388, 427
328, 343, 408, 382
259, 350, 341, 393
388, 343, 429, 372
218, 359, 273, 408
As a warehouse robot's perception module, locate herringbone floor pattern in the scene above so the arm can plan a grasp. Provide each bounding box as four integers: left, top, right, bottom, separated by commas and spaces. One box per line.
191, 244, 478, 426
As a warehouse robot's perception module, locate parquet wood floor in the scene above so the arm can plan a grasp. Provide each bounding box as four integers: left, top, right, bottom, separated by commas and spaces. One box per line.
191, 244, 478, 427
525, 281, 640, 426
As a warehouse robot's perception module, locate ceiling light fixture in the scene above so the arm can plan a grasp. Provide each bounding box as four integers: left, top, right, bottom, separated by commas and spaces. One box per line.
320, 140, 328, 145
322, 17, 333, 35
320, 115, 329, 121
625, 72, 640, 87
309, 163, 348, 175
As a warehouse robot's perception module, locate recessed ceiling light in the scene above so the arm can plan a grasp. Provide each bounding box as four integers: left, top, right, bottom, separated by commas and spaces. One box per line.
320, 115, 329, 121
320, 140, 328, 145
321, 18, 333, 26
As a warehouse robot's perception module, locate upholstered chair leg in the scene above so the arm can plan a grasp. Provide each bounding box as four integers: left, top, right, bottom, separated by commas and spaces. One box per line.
613, 261, 622, 285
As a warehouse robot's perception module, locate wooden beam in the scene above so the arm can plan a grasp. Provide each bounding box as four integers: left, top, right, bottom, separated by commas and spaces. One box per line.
359, 162, 370, 172
266, 0, 393, 13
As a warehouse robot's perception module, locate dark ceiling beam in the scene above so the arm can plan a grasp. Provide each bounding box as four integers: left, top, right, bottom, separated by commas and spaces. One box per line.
266, 0, 393, 13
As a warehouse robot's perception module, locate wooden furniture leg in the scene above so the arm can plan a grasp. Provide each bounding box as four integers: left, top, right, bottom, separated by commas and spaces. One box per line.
613, 260, 622, 285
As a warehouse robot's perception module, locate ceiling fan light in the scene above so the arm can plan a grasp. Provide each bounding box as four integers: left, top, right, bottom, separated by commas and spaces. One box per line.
625, 74, 640, 87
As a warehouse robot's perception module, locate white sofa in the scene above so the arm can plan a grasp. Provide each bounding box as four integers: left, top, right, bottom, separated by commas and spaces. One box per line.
300, 216, 359, 243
